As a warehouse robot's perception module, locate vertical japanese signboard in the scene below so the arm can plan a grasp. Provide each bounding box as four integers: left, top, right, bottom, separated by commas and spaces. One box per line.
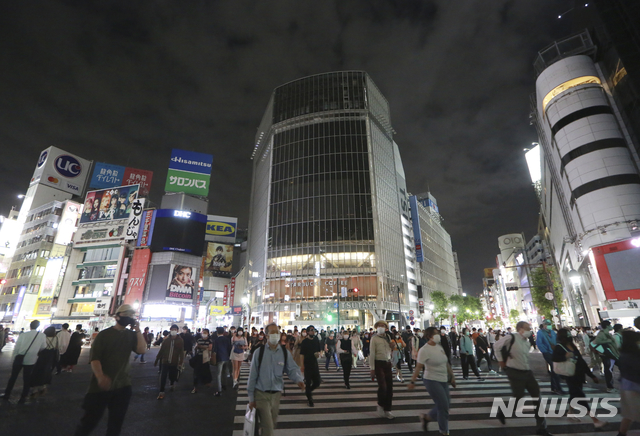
123, 168, 153, 197
124, 248, 151, 306
409, 195, 424, 262
223, 285, 228, 306
229, 277, 236, 307
137, 210, 156, 247
125, 198, 145, 241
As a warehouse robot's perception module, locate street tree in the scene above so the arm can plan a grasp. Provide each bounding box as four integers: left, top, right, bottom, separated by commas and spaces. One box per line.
530, 265, 563, 320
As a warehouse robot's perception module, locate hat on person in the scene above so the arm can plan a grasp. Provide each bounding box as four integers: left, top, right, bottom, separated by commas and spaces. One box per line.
115, 304, 136, 316
306, 325, 316, 331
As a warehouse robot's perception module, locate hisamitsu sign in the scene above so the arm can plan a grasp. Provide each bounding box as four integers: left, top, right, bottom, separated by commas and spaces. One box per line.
165, 149, 213, 196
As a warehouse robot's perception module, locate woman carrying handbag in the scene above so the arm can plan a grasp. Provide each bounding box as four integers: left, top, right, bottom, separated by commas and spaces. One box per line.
552, 328, 607, 430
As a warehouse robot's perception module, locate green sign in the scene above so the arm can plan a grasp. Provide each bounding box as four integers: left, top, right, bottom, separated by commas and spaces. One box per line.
165, 168, 210, 196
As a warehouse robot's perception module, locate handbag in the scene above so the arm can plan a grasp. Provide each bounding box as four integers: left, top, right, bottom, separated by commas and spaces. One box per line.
553, 345, 576, 377
189, 354, 200, 368
14, 332, 39, 366
357, 350, 364, 361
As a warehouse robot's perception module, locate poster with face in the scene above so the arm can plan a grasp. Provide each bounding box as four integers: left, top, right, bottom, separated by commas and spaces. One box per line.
204, 243, 234, 278
79, 185, 140, 224
166, 264, 197, 302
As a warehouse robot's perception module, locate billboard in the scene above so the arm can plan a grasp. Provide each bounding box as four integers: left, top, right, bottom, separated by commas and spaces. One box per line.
79, 185, 139, 224
0, 217, 20, 257
137, 210, 156, 247
166, 264, 198, 303
149, 209, 207, 256
124, 198, 145, 241
30, 146, 91, 195
205, 215, 237, 243
123, 248, 151, 306
123, 167, 153, 197
39, 257, 64, 298
409, 196, 424, 263
54, 201, 81, 245
89, 163, 126, 189
165, 149, 213, 196
204, 243, 234, 278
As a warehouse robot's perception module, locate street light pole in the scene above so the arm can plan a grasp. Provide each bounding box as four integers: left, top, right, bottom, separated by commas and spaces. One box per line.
542, 261, 562, 328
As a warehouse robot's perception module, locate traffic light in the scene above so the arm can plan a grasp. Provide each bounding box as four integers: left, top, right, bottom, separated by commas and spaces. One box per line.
352, 288, 359, 293
0, 279, 6, 285
327, 314, 333, 321
506, 286, 519, 291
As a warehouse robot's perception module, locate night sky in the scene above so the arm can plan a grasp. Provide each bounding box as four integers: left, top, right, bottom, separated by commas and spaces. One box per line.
0, 1, 576, 295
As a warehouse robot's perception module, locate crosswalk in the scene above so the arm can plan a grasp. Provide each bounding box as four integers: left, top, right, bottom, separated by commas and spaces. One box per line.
232, 359, 627, 436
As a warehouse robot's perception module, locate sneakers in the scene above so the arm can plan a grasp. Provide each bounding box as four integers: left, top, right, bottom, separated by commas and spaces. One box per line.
233, 380, 238, 389
489, 370, 497, 374
191, 388, 197, 394
463, 377, 469, 380
377, 406, 385, 418
551, 389, 565, 395
308, 398, 314, 407
606, 388, 617, 393
214, 391, 221, 397
420, 413, 429, 432
140, 361, 147, 364
345, 384, 351, 389
477, 377, 485, 381
157, 392, 165, 400
384, 411, 395, 420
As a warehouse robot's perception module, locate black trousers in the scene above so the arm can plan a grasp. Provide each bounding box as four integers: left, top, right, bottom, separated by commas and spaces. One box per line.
75, 386, 132, 436
477, 351, 492, 370
304, 358, 321, 400
339, 353, 352, 385
374, 360, 393, 411
404, 348, 413, 371
159, 364, 179, 392
4, 360, 34, 400
503, 368, 546, 431
461, 353, 481, 378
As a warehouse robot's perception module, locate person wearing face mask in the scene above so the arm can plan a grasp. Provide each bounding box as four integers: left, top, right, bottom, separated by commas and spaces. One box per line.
593, 320, 620, 392
391, 332, 406, 383
495, 321, 553, 436
459, 328, 484, 381
231, 328, 248, 388
154, 324, 184, 400
300, 325, 322, 406
191, 328, 213, 394
536, 320, 564, 395
362, 331, 371, 366
408, 327, 456, 435
74, 304, 147, 436
448, 327, 459, 359
369, 320, 395, 419
336, 331, 354, 388
351, 331, 362, 368
439, 327, 451, 364
324, 332, 339, 371
213, 327, 232, 396
247, 323, 305, 436
292, 328, 306, 373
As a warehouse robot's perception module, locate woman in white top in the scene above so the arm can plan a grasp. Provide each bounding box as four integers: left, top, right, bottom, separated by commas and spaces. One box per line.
408, 327, 456, 436
351, 331, 362, 368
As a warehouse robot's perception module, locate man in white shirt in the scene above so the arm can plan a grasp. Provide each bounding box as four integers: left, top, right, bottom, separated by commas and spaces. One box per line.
495, 321, 552, 436
2, 320, 46, 403
56, 323, 71, 374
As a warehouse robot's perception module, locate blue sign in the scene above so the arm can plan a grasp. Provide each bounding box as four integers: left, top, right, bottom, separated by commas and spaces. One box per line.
409, 196, 424, 262
54, 155, 83, 178
169, 149, 213, 175
333, 302, 339, 308
89, 162, 126, 189
37, 150, 48, 168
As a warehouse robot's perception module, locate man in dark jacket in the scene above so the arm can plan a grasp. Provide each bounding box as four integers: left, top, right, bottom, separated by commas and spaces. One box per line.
181, 327, 194, 359
300, 325, 321, 407
440, 326, 451, 363
475, 329, 494, 372
401, 326, 413, 372
213, 327, 232, 396
449, 327, 459, 358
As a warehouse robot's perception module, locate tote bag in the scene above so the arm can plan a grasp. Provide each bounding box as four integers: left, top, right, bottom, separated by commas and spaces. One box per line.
553, 345, 576, 377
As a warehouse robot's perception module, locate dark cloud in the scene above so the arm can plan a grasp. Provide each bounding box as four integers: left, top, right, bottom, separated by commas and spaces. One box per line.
0, 0, 574, 294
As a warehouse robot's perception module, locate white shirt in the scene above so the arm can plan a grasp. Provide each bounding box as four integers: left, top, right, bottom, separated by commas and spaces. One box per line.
495, 332, 532, 371
487, 332, 496, 344
14, 330, 46, 365
57, 329, 71, 354
417, 343, 449, 382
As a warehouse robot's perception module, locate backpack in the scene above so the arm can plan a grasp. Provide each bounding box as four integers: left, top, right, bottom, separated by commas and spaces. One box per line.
500, 334, 516, 365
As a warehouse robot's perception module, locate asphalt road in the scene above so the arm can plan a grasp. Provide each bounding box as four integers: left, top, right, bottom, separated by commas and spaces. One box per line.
0, 343, 238, 436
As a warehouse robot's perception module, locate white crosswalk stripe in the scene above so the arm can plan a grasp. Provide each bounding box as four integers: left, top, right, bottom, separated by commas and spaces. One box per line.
232, 361, 623, 436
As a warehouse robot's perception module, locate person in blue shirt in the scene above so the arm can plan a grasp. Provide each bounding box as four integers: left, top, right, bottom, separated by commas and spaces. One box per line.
247, 323, 304, 436
536, 320, 565, 395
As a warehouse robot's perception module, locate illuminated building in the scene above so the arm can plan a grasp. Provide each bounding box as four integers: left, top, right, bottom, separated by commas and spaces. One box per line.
247, 72, 416, 329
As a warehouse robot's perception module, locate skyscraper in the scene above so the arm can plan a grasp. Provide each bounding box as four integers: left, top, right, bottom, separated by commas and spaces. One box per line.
246, 72, 415, 329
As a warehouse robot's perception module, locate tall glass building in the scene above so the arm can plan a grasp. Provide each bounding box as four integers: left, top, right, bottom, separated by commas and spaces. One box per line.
247, 72, 414, 329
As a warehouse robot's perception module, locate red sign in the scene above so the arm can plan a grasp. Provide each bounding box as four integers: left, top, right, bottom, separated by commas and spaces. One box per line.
592, 238, 640, 301
229, 277, 236, 307
123, 168, 153, 197
123, 248, 151, 306
223, 285, 228, 306
139, 210, 154, 246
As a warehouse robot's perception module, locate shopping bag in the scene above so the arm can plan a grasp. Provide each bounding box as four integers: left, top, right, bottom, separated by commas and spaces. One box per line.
243, 404, 259, 436
357, 350, 364, 361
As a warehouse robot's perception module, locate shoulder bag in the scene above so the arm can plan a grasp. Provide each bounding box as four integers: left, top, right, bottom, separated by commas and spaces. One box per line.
553, 344, 576, 377
14, 332, 39, 366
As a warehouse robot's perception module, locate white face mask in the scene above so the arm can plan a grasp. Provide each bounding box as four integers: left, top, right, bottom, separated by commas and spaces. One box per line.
432, 334, 441, 344
521, 330, 532, 338
376, 327, 386, 335
343, 335, 349, 340
202, 334, 208, 339
170, 331, 178, 336
268, 333, 280, 345
417, 332, 424, 338
301, 332, 307, 337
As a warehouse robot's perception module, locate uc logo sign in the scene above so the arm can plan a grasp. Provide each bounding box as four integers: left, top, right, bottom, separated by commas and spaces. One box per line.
206, 222, 236, 236
37, 151, 48, 168
55, 155, 82, 178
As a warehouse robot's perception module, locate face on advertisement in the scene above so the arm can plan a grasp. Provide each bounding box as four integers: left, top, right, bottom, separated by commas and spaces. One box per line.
175, 267, 192, 286
92, 198, 100, 211
109, 195, 118, 209
84, 198, 93, 213
100, 192, 111, 212
128, 190, 137, 203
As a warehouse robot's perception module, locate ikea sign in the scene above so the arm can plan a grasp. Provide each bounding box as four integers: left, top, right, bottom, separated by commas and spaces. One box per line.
206, 221, 236, 237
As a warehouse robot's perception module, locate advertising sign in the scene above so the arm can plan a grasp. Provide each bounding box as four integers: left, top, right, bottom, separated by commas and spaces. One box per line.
73, 223, 127, 245
123, 248, 151, 306
165, 149, 213, 196
39, 257, 64, 298
94, 298, 109, 315
409, 195, 424, 262
166, 264, 198, 303
54, 201, 81, 245
137, 210, 156, 247
204, 243, 234, 278
124, 198, 145, 241
223, 285, 228, 306
30, 146, 91, 195
229, 277, 236, 307
89, 163, 126, 189
123, 167, 153, 197
227, 306, 242, 316
205, 215, 237, 243
0, 217, 20, 257
80, 184, 139, 224
209, 305, 229, 316
149, 209, 207, 256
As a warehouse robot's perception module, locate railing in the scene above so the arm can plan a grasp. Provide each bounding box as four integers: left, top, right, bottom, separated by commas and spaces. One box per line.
534, 30, 597, 76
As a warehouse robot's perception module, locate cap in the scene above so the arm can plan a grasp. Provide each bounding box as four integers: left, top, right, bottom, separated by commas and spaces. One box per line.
306, 325, 316, 331
115, 304, 136, 316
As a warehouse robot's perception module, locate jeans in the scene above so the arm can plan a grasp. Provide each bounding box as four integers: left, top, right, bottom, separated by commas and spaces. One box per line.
460, 354, 481, 378
489, 343, 496, 361
4, 360, 34, 400
542, 352, 563, 393
339, 353, 352, 385
75, 386, 132, 436
304, 358, 321, 400
325, 351, 339, 369
424, 380, 450, 434
134, 353, 145, 363
374, 360, 393, 411
255, 389, 281, 436
216, 360, 232, 392
601, 356, 616, 389
503, 368, 546, 431
159, 364, 178, 392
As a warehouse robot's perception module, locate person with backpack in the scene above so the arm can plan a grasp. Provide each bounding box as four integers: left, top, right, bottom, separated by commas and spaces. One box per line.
247, 323, 305, 436
593, 320, 620, 392
495, 321, 553, 436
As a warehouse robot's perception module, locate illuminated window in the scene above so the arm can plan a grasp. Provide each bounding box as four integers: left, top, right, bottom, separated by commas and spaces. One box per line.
542, 76, 602, 113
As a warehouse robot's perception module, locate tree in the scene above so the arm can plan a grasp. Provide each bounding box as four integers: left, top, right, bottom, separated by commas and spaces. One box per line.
530, 265, 563, 321
485, 316, 503, 329
449, 294, 483, 326
508, 309, 520, 327
429, 291, 449, 325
